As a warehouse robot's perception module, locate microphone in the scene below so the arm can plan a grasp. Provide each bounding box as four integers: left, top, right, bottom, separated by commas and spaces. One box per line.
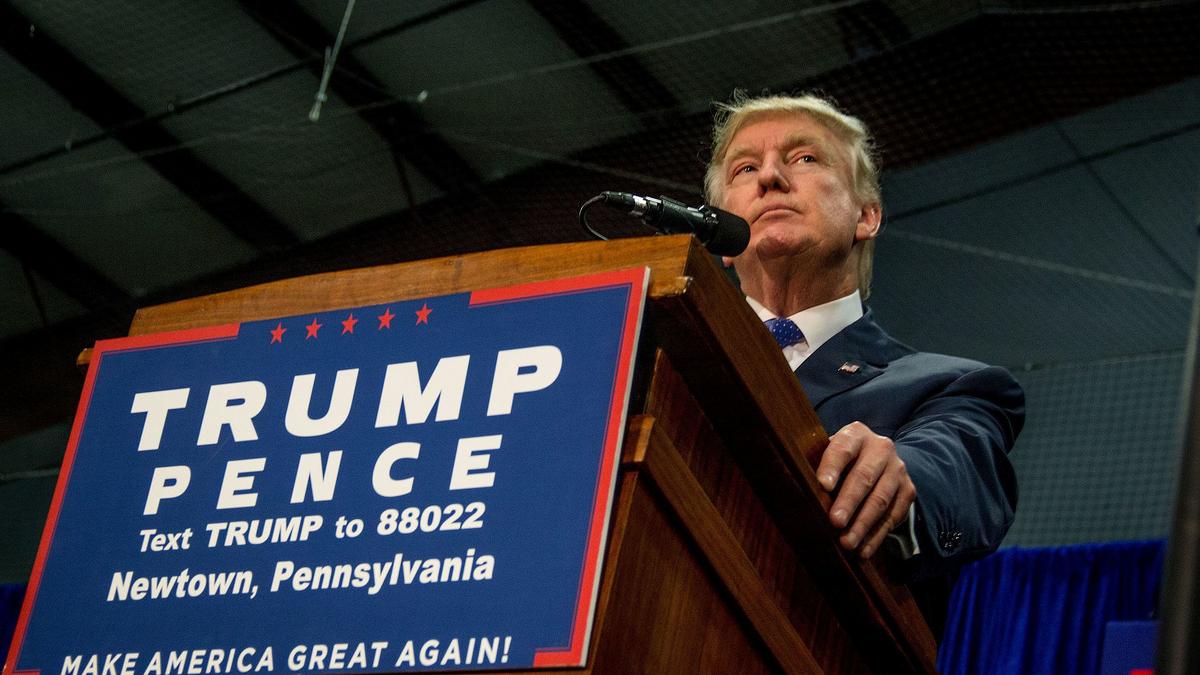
596, 191, 750, 256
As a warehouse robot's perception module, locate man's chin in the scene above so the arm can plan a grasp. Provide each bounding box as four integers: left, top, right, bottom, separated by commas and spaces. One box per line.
753, 234, 806, 261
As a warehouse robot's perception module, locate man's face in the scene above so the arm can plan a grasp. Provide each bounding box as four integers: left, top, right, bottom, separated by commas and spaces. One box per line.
718, 112, 879, 278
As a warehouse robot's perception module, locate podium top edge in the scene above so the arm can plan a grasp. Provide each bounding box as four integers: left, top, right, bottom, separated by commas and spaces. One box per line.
127, 235, 711, 337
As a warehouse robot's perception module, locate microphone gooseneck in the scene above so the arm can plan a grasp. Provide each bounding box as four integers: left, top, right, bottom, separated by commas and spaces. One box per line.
579, 191, 750, 256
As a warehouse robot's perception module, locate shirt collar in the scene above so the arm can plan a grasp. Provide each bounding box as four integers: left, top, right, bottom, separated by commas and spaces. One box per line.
745, 290, 863, 356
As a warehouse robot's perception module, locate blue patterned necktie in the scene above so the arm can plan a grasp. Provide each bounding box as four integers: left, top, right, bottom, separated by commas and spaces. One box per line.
765, 317, 806, 349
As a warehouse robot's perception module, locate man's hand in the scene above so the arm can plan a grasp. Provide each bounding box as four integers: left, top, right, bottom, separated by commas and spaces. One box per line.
817, 421, 916, 559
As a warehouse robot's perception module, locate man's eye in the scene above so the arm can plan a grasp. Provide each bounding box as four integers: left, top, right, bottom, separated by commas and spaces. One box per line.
795, 153, 817, 163
733, 164, 756, 175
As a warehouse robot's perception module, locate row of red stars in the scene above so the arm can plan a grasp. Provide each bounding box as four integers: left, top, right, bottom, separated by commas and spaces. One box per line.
269, 303, 433, 343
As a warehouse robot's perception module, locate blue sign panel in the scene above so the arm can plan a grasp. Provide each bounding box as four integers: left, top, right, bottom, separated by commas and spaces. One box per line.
5, 268, 648, 674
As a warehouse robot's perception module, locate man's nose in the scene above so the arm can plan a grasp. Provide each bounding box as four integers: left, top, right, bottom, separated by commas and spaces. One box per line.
757, 155, 790, 193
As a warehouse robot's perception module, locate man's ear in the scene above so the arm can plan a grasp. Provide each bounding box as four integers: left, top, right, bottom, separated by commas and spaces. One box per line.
855, 202, 882, 242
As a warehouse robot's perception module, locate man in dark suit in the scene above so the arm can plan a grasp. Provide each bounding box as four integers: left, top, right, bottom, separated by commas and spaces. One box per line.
705, 92, 1023, 630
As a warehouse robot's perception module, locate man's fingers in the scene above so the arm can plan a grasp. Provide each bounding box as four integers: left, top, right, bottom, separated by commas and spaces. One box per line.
839, 461, 900, 546
828, 430, 890, 528
818, 423, 867, 492
859, 477, 916, 558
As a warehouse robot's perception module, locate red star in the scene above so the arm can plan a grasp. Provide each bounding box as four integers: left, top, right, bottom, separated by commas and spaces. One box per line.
415, 303, 432, 325
269, 322, 286, 344
377, 307, 395, 329
341, 313, 358, 335
305, 318, 323, 339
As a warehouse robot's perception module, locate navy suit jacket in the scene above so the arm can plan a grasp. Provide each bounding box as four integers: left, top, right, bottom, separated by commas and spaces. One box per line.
795, 310, 1024, 582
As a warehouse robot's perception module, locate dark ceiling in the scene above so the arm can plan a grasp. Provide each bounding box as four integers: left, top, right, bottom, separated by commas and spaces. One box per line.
2, 0, 1199, 448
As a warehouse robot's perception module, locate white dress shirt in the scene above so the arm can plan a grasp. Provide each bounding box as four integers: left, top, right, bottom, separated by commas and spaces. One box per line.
745, 290, 863, 370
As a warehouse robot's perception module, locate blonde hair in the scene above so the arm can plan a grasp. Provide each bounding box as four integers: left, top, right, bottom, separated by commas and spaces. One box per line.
705, 91, 882, 298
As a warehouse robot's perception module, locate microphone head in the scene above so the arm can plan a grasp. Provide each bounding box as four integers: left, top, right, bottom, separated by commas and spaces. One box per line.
701, 207, 750, 256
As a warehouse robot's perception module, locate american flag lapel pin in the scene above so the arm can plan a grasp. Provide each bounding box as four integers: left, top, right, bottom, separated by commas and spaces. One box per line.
838, 362, 861, 374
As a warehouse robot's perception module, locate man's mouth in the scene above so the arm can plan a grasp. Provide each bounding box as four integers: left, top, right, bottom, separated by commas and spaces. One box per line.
756, 206, 796, 221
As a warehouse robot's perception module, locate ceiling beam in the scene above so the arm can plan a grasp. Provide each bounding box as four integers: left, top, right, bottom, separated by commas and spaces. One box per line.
0, 1, 299, 252
526, 0, 679, 117
0, 0, 492, 182
7, 4, 1200, 445
238, 0, 483, 194
0, 200, 132, 312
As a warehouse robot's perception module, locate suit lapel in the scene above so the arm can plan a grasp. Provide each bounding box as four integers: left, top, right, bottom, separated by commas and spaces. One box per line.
795, 311, 911, 409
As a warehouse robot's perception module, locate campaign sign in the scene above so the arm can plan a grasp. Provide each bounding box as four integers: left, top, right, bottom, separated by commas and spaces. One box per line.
5, 267, 648, 675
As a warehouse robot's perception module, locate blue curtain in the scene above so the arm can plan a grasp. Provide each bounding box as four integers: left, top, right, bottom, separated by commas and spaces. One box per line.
939, 540, 1164, 675
1, 583, 26, 666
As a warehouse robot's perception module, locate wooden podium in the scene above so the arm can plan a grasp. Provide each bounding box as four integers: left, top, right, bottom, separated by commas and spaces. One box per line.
121, 235, 936, 675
